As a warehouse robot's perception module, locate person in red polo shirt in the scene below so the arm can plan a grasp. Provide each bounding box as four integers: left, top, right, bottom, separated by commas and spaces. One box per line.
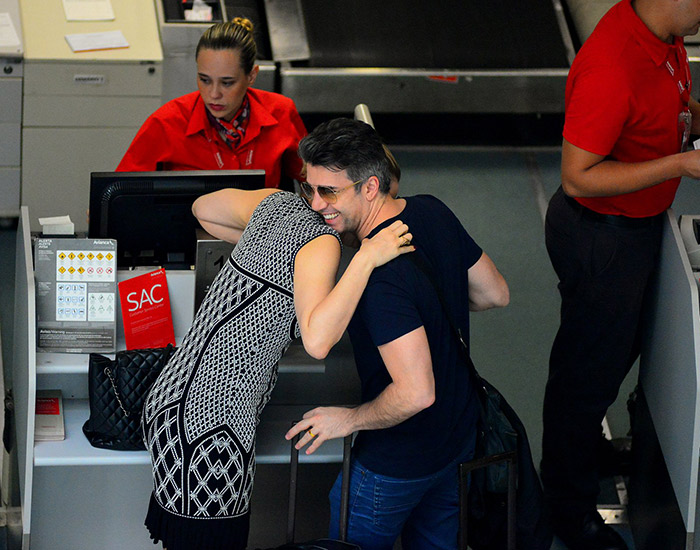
116, 18, 306, 190
542, 0, 700, 548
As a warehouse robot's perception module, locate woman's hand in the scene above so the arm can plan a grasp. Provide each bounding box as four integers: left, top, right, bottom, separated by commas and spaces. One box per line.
359, 220, 415, 268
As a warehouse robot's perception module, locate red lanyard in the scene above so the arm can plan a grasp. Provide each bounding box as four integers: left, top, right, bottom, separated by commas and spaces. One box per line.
666, 43, 691, 105
666, 42, 692, 151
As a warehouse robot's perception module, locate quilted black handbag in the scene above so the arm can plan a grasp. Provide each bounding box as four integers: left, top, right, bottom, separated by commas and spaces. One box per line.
83, 344, 175, 450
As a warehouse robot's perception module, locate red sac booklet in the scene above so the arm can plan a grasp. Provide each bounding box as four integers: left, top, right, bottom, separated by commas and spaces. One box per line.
118, 268, 175, 350
35, 390, 65, 441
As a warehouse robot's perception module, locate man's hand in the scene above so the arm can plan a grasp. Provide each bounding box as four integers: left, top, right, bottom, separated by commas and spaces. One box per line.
285, 406, 355, 455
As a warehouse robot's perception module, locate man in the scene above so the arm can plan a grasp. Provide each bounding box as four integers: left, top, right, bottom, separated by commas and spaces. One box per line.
285, 118, 509, 549
542, 0, 700, 548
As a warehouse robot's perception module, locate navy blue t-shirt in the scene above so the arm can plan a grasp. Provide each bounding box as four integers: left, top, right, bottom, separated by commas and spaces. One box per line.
348, 195, 483, 478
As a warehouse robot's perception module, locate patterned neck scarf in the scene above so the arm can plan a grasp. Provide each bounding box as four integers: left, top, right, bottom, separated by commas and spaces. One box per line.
206, 94, 250, 148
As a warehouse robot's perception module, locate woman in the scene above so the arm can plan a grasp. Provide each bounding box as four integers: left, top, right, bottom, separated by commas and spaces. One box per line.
142, 187, 414, 550
117, 18, 306, 189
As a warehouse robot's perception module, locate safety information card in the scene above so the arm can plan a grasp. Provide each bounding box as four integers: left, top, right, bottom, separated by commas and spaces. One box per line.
34, 238, 117, 353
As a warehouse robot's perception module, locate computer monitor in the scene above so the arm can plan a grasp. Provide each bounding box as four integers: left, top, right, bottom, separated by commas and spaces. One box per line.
88, 170, 265, 269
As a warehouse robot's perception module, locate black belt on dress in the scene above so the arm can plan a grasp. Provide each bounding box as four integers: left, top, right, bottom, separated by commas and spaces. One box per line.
563, 193, 661, 228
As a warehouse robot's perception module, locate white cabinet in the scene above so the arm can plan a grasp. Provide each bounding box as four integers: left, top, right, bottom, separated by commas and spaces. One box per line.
18, 0, 163, 233
0, 0, 23, 218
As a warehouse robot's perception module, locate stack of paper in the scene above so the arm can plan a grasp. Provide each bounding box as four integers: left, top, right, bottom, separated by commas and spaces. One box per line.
39, 215, 75, 236
35, 390, 65, 442
64, 30, 129, 53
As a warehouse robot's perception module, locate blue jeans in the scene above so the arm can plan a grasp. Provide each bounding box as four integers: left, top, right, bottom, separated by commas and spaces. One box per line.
328, 442, 474, 550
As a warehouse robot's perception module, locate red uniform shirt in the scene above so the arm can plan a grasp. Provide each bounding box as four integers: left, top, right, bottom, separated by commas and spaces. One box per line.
117, 88, 307, 188
563, 0, 690, 217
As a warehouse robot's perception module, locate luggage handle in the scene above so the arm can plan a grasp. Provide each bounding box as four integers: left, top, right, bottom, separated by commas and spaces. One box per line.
459, 450, 517, 550
287, 429, 353, 544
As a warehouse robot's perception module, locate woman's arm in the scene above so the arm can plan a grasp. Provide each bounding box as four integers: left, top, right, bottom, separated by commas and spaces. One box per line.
294, 220, 413, 359
192, 188, 280, 243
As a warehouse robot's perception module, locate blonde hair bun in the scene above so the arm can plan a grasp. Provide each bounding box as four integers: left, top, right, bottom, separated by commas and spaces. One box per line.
196, 17, 258, 73
231, 17, 254, 33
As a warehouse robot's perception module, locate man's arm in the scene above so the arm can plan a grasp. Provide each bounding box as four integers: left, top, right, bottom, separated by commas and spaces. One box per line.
561, 138, 700, 198
468, 252, 509, 311
285, 326, 434, 454
191, 188, 279, 243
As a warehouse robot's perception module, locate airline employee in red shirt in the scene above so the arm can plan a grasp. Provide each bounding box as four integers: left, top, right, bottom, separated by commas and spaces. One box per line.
117, 18, 306, 190
543, 0, 700, 548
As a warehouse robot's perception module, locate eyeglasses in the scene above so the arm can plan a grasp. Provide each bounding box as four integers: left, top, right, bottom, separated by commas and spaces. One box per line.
299, 178, 366, 204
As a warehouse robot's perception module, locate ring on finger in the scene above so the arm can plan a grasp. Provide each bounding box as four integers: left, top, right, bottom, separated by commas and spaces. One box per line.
308, 430, 316, 438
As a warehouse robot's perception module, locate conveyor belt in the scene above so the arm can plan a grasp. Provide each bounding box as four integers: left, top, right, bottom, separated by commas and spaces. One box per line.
266, 0, 575, 114
299, 0, 569, 70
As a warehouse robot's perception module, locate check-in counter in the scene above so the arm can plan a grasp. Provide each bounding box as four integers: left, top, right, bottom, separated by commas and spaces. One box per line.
0, 0, 22, 219
12, 205, 359, 548
630, 211, 700, 549
18, 0, 163, 234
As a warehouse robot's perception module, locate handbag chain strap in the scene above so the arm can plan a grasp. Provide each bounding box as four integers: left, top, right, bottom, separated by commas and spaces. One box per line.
103, 366, 131, 418
101, 345, 175, 419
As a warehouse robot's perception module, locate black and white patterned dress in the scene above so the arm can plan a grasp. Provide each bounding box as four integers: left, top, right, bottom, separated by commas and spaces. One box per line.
142, 192, 339, 550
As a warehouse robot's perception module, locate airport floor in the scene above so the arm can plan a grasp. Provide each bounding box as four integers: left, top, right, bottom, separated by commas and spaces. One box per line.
2, 146, 700, 548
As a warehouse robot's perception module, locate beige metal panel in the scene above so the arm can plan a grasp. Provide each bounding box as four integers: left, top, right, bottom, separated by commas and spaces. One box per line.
0, 78, 22, 122
0, 122, 20, 164
24, 61, 161, 97
23, 95, 160, 127
0, 167, 20, 215
21, 127, 138, 233
19, 0, 162, 62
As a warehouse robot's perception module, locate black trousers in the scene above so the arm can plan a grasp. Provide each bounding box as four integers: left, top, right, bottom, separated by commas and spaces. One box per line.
541, 187, 663, 519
